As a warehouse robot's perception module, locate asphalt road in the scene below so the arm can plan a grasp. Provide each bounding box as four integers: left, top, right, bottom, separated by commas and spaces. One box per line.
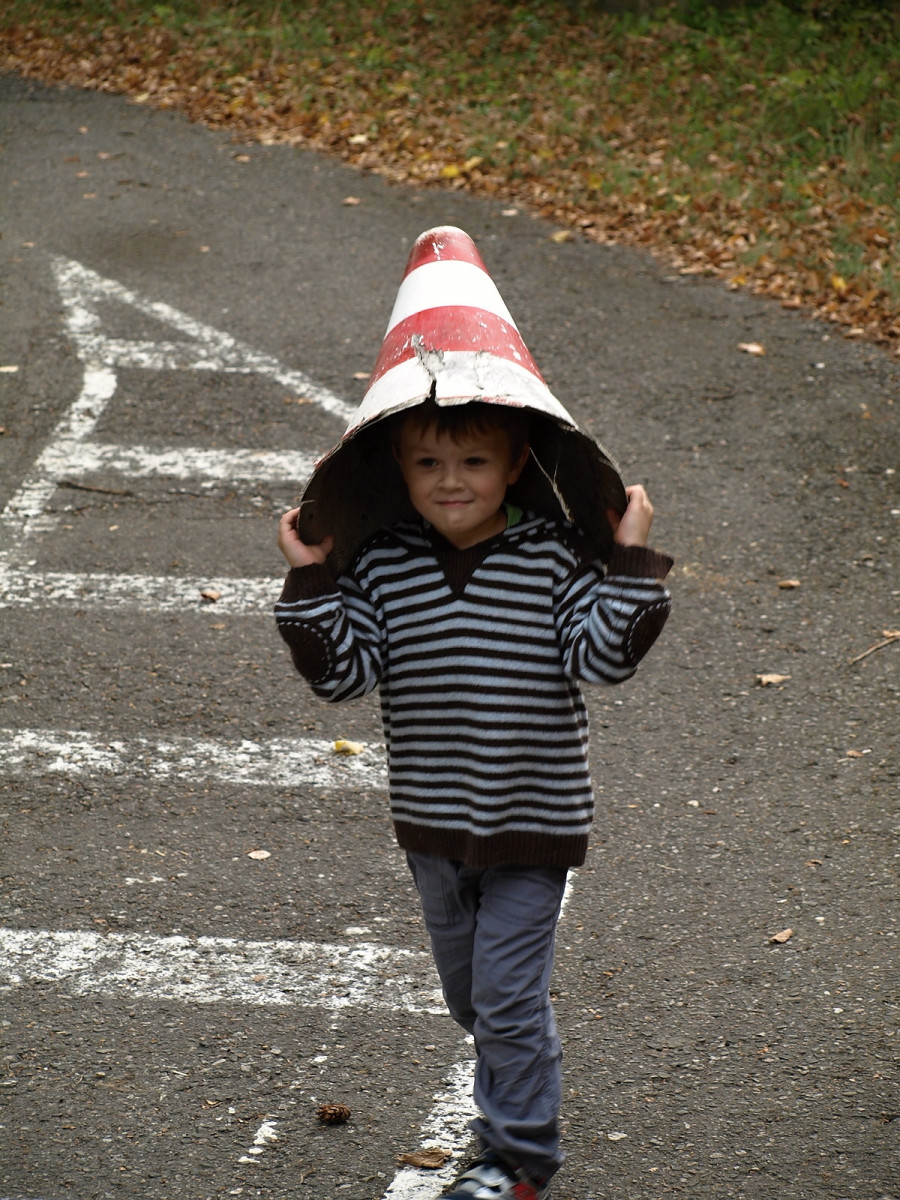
1, 70, 898, 1200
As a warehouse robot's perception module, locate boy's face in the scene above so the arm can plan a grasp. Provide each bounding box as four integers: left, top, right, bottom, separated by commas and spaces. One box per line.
395, 420, 528, 549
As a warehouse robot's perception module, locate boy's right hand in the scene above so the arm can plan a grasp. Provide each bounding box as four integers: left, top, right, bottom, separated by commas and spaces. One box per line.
277, 508, 334, 568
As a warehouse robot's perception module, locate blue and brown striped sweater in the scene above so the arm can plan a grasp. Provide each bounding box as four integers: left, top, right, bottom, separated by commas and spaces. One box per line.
275, 514, 672, 869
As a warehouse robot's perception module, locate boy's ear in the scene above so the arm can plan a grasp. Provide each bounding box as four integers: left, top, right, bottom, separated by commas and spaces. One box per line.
508, 443, 530, 484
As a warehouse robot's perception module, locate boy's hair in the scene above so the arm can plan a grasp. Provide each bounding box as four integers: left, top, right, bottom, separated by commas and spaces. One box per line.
389, 398, 531, 461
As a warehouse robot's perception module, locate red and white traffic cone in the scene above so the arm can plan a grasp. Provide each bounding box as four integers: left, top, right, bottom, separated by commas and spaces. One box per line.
298, 226, 624, 572
355, 224, 571, 428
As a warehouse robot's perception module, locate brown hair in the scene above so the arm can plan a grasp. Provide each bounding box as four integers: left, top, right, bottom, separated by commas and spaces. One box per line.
389, 398, 531, 462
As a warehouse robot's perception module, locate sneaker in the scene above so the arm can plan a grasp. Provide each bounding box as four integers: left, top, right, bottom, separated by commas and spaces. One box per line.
445, 1148, 552, 1200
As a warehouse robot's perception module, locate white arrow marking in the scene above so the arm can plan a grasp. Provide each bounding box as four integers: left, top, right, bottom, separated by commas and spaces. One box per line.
0, 257, 349, 583
52, 257, 355, 424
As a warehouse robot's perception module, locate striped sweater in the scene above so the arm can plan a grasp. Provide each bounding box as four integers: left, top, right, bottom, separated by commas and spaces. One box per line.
275, 514, 672, 869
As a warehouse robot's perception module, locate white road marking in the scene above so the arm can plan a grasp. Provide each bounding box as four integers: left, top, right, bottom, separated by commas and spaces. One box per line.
0, 728, 387, 790
52, 257, 355, 423
238, 1118, 280, 1165
45, 440, 317, 483
0, 365, 117, 546
0, 256, 346, 593
0, 927, 444, 1013
0, 254, 567, 1197
0, 568, 279, 612
382, 1058, 477, 1199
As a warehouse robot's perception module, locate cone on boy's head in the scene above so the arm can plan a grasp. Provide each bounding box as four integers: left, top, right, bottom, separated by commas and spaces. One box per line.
298, 225, 626, 574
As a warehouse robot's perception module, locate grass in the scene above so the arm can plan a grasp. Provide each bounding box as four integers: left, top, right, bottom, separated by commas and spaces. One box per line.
1, 0, 898, 349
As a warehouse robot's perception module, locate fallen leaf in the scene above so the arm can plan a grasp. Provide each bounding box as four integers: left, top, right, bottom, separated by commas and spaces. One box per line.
0, 365, 20, 373
200, 587, 221, 602
756, 673, 790, 686
342, 195, 361, 205
285, 394, 314, 405
549, 229, 574, 243
738, 341, 766, 355
607, 1131, 628, 1141
397, 1148, 452, 1169
333, 738, 365, 755
770, 928, 794, 943
352, 372, 370, 380
844, 749, 866, 758
778, 578, 801, 589
248, 849, 271, 860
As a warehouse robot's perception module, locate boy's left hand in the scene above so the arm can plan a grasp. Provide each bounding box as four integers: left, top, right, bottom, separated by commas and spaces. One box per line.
607, 485, 653, 547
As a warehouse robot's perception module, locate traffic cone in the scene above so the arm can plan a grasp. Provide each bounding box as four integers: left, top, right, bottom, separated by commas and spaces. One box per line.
298, 226, 625, 573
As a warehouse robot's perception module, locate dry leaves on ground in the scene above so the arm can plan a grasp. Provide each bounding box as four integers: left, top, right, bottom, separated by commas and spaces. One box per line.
397, 1148, 453, 1169
1, 11, 897, 356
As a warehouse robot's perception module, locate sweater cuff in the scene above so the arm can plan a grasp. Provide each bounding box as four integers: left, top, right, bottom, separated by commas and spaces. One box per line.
606, 544, 674, 580
278, 563, 338, 603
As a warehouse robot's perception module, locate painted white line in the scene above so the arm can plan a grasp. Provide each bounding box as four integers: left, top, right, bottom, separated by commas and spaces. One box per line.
0, 927, 444, 1013
0, 366, 117, 545
0, 728, 387, 790
51, 441, 317, 483
0, 568, 279, 613
382, 1058, 477, 1199
53, 257, 355, 424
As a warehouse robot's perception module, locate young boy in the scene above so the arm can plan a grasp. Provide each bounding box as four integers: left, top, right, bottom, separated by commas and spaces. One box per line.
275, 398, 672, 1200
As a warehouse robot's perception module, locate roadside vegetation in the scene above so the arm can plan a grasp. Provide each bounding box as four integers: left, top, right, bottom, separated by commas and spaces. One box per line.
2, 0, 898, 353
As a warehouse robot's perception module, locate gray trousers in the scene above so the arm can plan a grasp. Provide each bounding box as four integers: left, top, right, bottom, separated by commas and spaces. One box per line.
406, 852, 568, 1181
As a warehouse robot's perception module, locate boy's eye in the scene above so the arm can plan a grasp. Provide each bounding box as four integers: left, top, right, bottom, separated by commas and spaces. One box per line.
416, 457, 438, 468
464, 456, 487, 467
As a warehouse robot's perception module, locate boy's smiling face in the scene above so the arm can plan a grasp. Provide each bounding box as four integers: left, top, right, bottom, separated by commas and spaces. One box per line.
395, 419, 529, 549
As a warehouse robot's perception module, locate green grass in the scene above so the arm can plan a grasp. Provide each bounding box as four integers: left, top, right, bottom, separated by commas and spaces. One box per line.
2, 0, 899, 341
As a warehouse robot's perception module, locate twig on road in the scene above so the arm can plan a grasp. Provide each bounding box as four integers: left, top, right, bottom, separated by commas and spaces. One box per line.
847, 630, 900, 665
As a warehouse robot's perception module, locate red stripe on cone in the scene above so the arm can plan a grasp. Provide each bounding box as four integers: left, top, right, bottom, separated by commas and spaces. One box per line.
369, 307, 544, 386
402, 225, 489, 276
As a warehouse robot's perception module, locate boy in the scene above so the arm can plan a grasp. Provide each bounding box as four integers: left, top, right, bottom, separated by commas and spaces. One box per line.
275, 395, 672, 1200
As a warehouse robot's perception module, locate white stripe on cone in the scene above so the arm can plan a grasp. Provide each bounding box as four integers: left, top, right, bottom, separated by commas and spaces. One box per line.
351, 226, 569, 434
386, 260, 516, 331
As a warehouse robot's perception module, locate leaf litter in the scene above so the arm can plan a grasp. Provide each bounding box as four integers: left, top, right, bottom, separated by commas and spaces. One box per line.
1, 1, 898, 354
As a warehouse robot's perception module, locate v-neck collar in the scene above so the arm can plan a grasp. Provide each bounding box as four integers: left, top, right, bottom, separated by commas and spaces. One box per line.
423, 516, 513, 599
